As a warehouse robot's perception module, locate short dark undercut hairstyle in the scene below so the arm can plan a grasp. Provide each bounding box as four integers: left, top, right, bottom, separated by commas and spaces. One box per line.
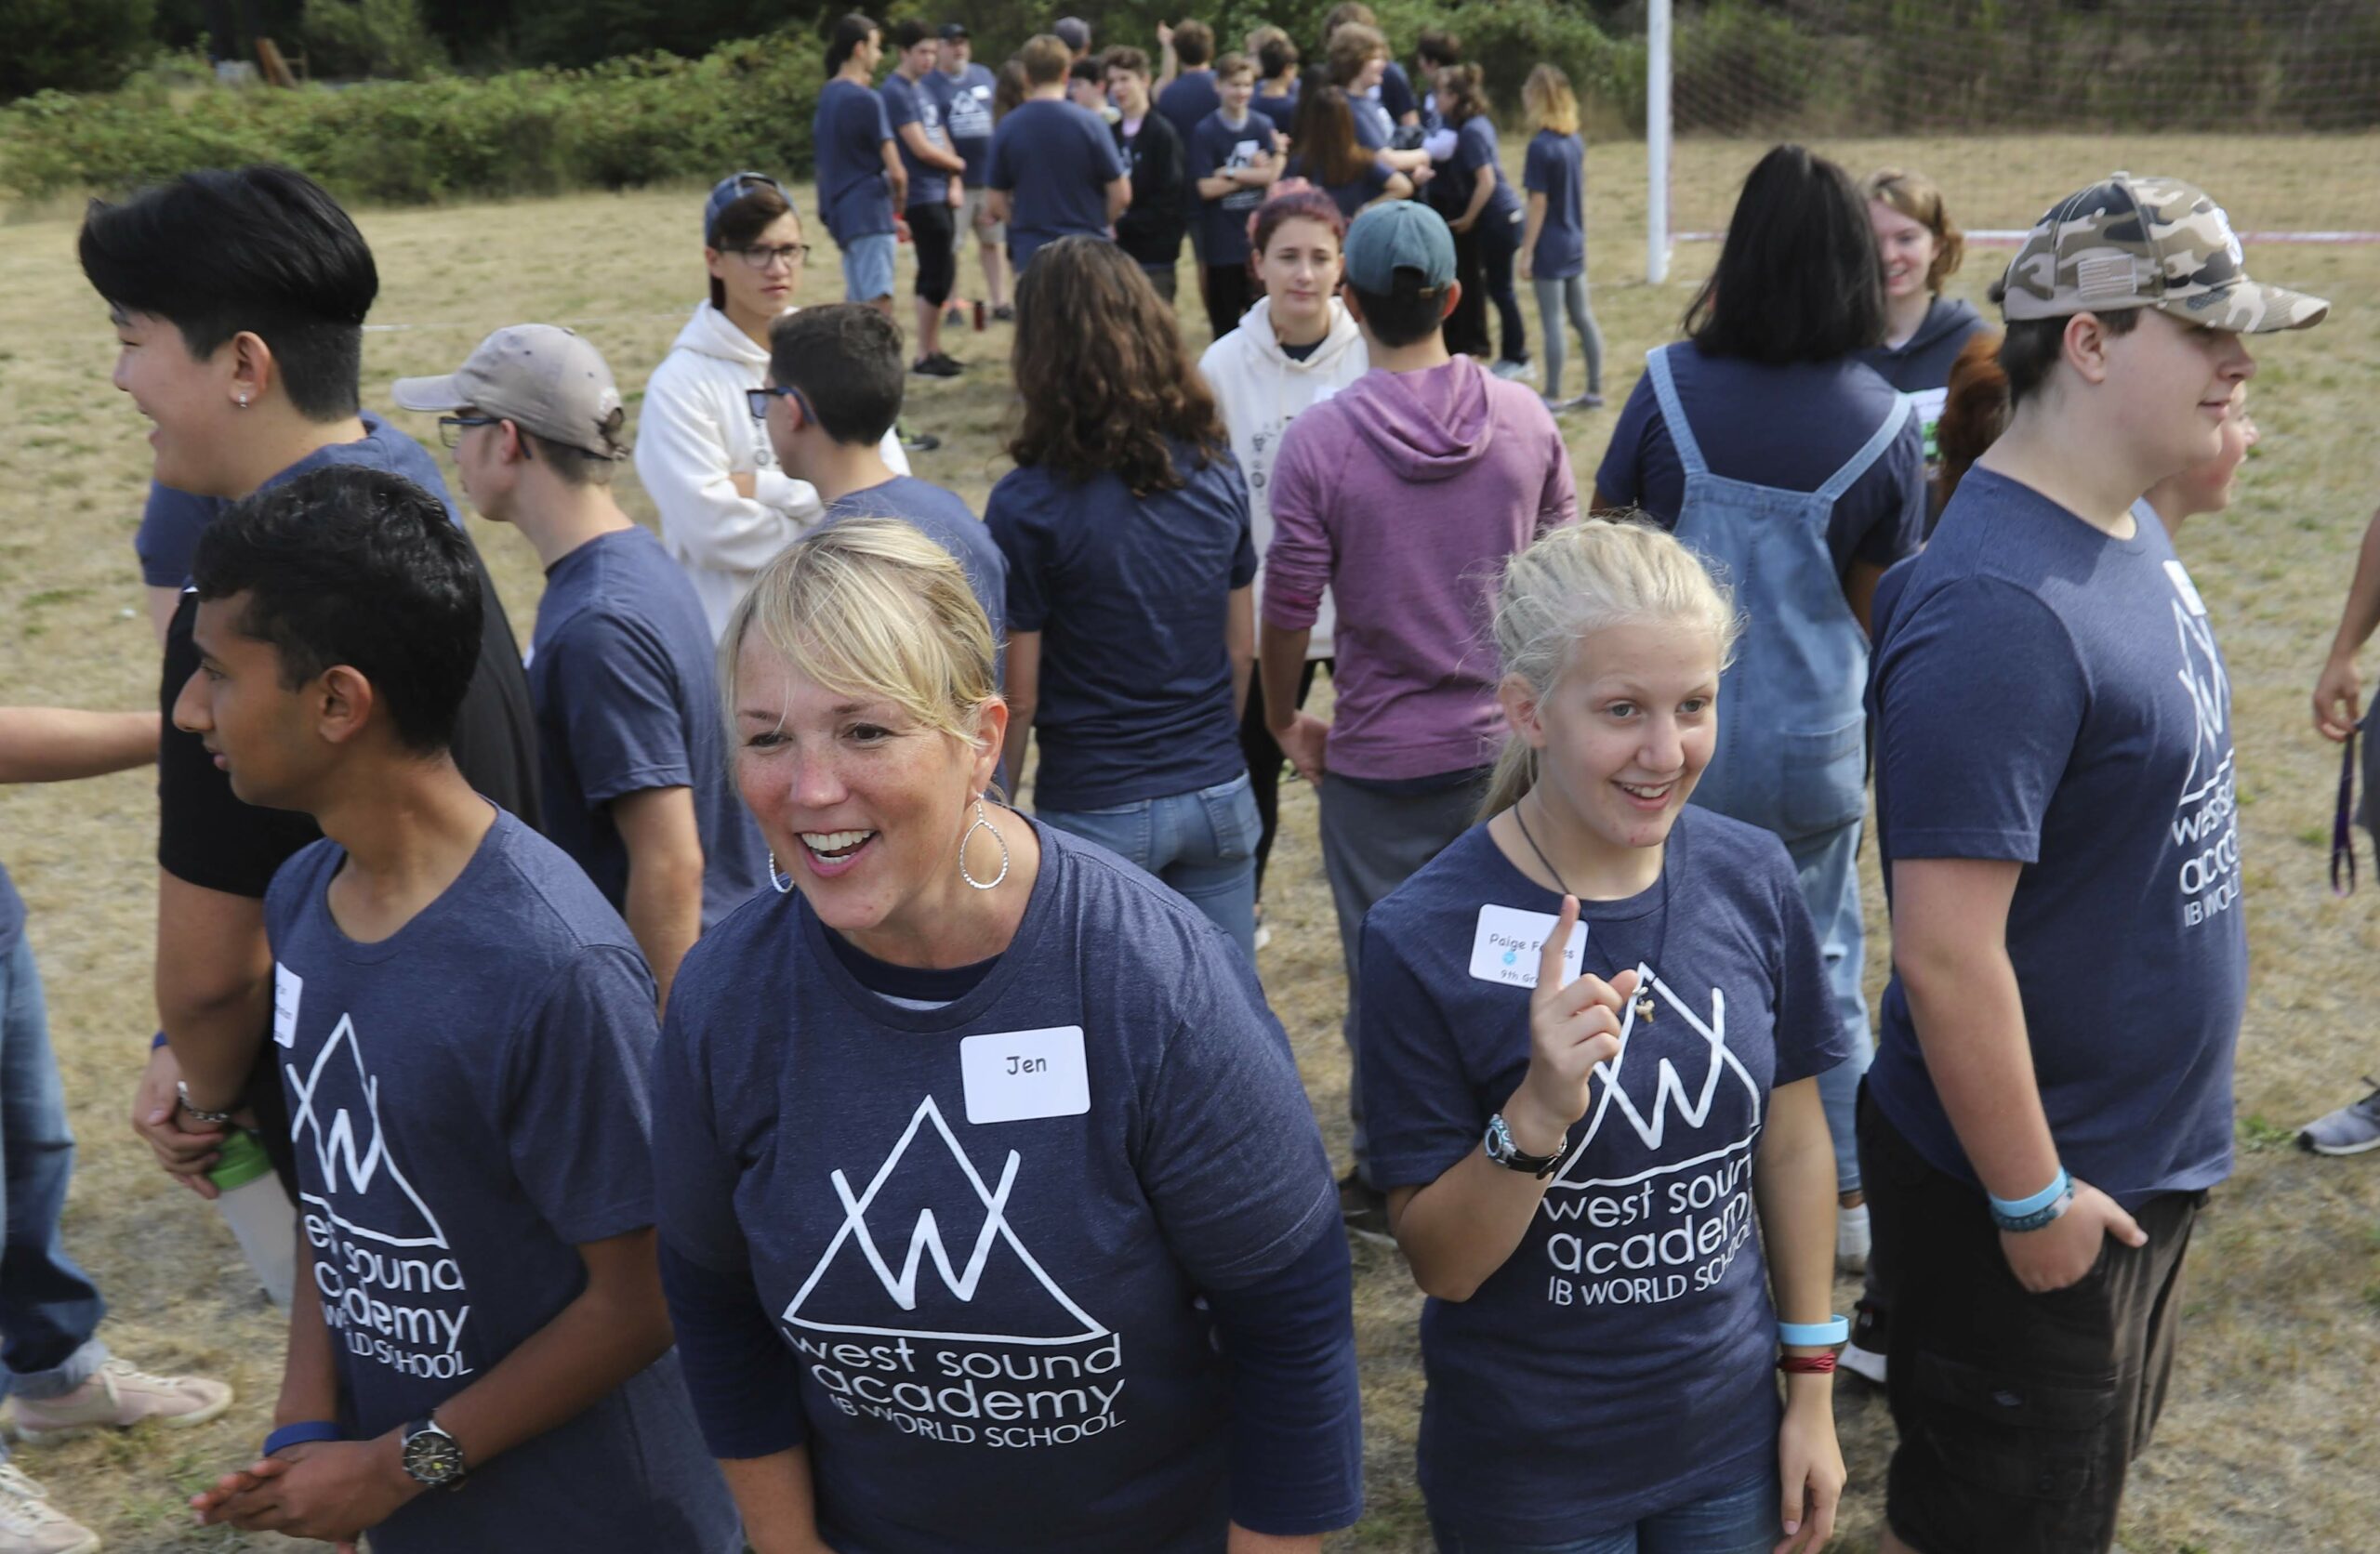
826, 12, 880, 74
891, 18, 932, 50
768, 303, 906, 446
192, 465, 482, 755
78, 165, 377, 422
1991, 292, 2143, 408
1349, 271, 1452, 350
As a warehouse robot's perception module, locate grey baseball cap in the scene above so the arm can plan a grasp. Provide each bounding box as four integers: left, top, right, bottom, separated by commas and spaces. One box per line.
1054, 16, 1091, 49
390, 325, 627, 459
1343, 200, 1457, 292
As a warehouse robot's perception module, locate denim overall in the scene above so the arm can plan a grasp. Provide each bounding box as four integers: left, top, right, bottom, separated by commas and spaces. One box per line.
1646, 344, 1910, 1193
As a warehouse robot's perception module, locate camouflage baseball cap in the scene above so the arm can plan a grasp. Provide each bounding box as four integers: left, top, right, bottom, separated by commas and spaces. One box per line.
1997, 172, 2328, 334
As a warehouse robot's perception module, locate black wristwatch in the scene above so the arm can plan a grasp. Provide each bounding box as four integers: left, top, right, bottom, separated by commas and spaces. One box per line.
400, 1415, 468, 1489
1483, 1113, 1567, 1179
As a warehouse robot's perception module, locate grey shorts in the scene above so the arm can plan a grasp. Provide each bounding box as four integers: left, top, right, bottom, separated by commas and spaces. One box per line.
959, 187, 1005, 249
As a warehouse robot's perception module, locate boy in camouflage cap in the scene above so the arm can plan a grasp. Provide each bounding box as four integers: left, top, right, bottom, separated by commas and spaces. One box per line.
1860, 176, 2325, 1554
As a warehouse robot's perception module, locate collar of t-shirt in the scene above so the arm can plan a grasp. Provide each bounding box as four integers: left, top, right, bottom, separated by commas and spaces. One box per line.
1280, 336, 1324, 363
820, 924, 998, 1007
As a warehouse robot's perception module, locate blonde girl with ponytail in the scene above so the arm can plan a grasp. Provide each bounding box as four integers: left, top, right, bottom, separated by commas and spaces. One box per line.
1358, 518, 1851, 1554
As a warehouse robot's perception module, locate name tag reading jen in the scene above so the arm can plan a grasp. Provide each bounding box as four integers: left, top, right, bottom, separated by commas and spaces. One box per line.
960, 1026, 1091, 1125
1468, 904, 1586, 989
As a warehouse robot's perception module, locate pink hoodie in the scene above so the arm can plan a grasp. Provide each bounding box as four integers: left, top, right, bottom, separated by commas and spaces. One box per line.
1263, 354, 1575, 781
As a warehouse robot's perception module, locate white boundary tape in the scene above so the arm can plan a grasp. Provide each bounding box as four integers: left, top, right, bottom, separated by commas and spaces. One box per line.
1675, 229, 2380, 244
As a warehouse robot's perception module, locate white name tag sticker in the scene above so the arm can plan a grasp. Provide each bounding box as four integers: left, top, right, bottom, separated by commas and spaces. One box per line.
960, 1026, 1091, 1125
272, 963, 304, 1048
2163, 560, 2209, 617
1468, 904, 1586, 989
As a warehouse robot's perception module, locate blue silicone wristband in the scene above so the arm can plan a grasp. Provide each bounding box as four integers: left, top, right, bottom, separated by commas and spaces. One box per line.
1778, 1315, 1850, 1348
1989, 1167, 2070, 1220
152, 1030, 169, 1051
262, 1420, 343, 1456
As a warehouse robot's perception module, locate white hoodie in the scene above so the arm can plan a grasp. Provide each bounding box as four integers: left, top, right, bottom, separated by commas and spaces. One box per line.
634, 301, 910, 639
1198, 295, 1368, 658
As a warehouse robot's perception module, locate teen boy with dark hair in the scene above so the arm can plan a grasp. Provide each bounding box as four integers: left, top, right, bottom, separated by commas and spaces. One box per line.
814, 14, 906, 313
391, 326, 765, 1011
758, 304, 1007, 649
1260, 201, 1573, 1235
1865, 175, 2325, 1554
178, 466, 738, 1553
883, 20, 968, 375
1105, 46, 1188, 304
77, 165, 542, 1255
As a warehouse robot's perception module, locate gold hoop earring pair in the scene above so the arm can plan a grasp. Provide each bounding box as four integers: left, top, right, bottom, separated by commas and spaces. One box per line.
959, 797, 1010, 890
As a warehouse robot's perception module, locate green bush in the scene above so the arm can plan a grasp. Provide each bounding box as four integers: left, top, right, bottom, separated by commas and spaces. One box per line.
3, 0, 160, 100
0, 32, 823, 204
300, 0, 449, 81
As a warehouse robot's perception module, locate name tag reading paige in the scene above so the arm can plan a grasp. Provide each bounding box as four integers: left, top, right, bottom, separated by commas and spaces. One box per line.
1468, 904, 1587, 989
960, 1026, 1091, 1125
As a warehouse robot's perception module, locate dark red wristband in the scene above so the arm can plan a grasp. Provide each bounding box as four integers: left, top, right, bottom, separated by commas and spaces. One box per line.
1777, 1353, 1837, 1376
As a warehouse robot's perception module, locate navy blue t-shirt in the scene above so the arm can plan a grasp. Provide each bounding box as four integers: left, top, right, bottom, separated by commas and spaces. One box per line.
1595, 346, 1926, 575
137, 412, 454, 588
986, 444, 1256, 811
814, 77, 898, 244
265, 812, 739, 1553
528, 526, 764, 928
1352, 96, 1394, 151
1378, 60, 1418, 125
1190, 109, 1278, 268
1451, 116, 1521, 226
650, 823, 1342, 1554
1155, 70, 1221, 157
881, 70, 953, 208
1522, 131, 1586, 278
1289, 154, 1391, 221
986, 99, 1126, 271
1251, 86, 1299, 134
929, 63, 998, 186
0, 864, 21, 963
821, 476, 1010, 654
1868, 469, 2246, 1207
1361, 810, 1844, 1539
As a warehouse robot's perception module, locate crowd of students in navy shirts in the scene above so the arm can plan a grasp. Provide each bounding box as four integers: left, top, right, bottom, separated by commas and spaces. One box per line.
0, 7, 2354, 1553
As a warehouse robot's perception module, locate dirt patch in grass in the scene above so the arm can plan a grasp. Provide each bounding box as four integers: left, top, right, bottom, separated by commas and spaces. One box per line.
1, 134, 2374, 1550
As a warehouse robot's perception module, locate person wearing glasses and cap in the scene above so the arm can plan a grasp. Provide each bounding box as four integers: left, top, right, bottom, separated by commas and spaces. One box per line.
394, 326, 767, 1011
635, 172, 910, 641
1863, 174, 2325, 1554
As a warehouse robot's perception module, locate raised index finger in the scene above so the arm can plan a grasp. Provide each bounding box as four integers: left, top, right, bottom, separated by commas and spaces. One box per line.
1533, 895, 1581, 1000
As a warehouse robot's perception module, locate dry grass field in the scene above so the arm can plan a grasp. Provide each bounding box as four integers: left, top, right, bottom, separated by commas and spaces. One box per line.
0, 128, 2375, 1551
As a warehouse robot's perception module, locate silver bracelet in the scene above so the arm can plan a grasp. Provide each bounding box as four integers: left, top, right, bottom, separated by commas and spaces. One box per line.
176, 1081, 235, 1127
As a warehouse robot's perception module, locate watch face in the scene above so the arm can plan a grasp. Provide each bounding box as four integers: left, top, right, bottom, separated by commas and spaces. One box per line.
403, 1425, 466, 1484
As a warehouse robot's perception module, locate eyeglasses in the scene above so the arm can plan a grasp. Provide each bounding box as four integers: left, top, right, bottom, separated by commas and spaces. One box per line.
747, 384, 817, 424
730, 243, 811, 271
438, 415, 502, 449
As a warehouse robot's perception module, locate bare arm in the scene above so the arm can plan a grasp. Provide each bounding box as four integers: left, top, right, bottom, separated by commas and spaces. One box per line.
724, 1449, 833, 1554
0, 706, 160, 783
1378, 170, 1415, 204
1452, 164, 1493, 231
986, 189, 1012, 224
146, 586, 183, 643
1589, 485, 1627, 520
898, 121, 968, 174
1893, 857, 2143, 1291
1155, 22, 1179, 91
1520, 190, 1547, 282
879, 138, 908, 208
1753, 1077, 1844, 1554
1225, 587, 1254, 719
156, 873, 272, 1113
273, 1251, 341, 1426
612, 785, 706, 1017
2315, 505, 2380, 740
1000, 630, 1041, 791
1105, 174, 1132, 222
1258, 623, 1328, 784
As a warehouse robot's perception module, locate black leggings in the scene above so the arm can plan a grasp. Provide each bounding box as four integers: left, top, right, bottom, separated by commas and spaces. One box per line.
1202, 262, 1254, 338
1474, 209, 1527, 364
1444, 222, 1491, 358
1238, 657, 1329, 897
907, 203, 956, 307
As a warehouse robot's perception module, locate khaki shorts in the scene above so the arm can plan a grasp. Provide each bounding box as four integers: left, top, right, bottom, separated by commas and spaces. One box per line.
959, 186, 1005, 250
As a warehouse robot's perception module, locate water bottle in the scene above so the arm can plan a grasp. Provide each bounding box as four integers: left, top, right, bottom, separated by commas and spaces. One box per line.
208, 1131, 297, 1311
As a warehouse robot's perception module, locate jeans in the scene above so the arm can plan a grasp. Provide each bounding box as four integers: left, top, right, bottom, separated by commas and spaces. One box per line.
1038, 772, 1262, 959
1474, 208, 1527, 366
1319, 773, 1483, 1185
0, 936, 109, 1462
1431, 1467, 1780, 1553
1532, 273, 1606, 401
1785, 820, 1875, 1195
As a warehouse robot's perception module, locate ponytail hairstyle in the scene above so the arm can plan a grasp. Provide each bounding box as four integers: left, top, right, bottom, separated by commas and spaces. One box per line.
1480, 519, 1741, 819
1438, 63, 1495, 129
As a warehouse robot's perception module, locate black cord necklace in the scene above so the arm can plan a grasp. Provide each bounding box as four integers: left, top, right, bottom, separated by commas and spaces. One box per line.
1511, 796, 1670, 1024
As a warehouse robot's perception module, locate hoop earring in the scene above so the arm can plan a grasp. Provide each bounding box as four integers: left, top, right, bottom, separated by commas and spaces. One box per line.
958, 797, 1011, 890
767, 851, 795, 895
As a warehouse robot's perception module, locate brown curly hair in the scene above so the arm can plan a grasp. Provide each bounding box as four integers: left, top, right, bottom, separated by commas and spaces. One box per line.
1007, 236, 1227, 496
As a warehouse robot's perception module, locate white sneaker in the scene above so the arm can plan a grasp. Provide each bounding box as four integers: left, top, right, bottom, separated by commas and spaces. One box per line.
4, 1359, 231, 1446
1840, 1299, 1887, 1387
1836, 1201, 1871, 1273
0, 1466, 98, 1554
